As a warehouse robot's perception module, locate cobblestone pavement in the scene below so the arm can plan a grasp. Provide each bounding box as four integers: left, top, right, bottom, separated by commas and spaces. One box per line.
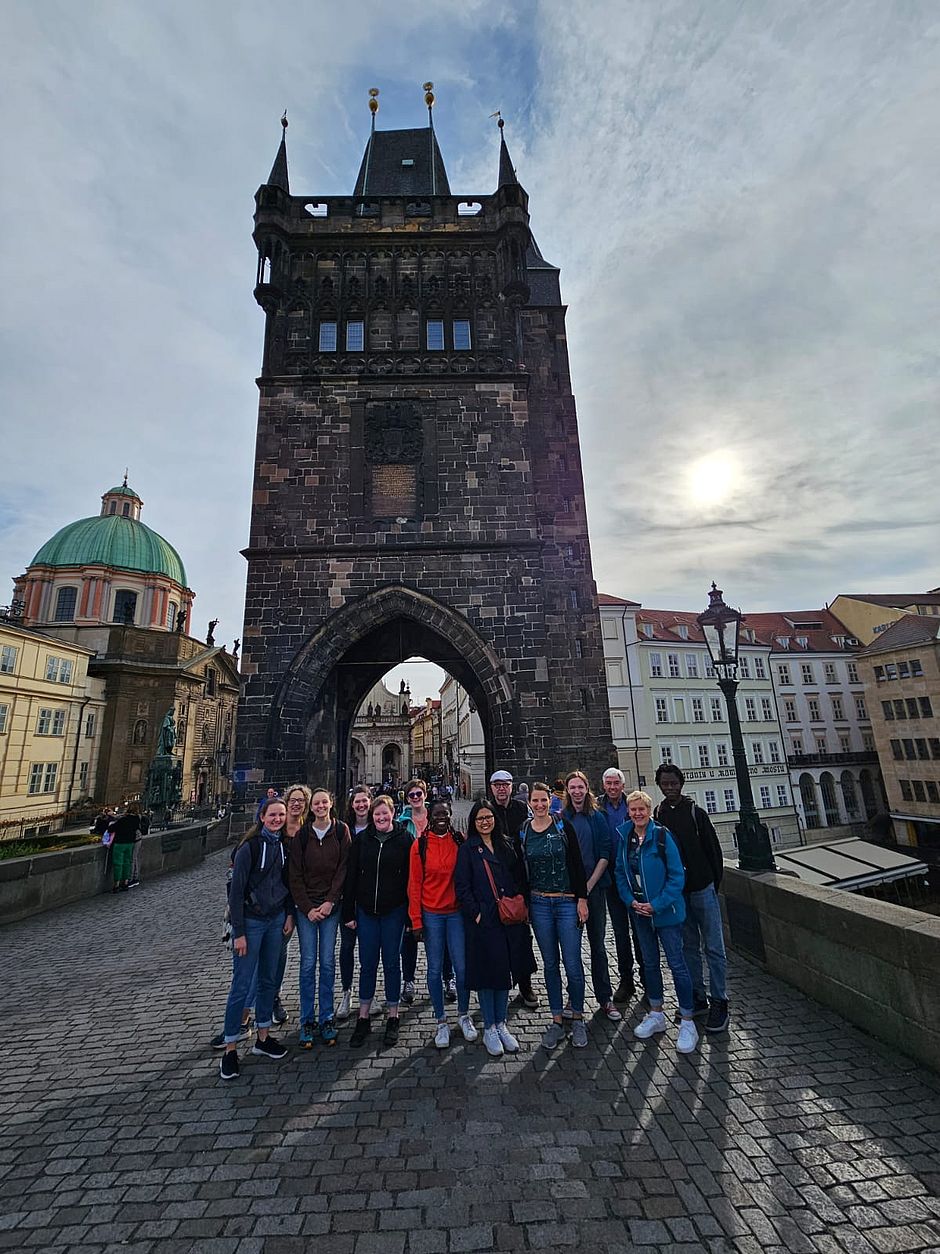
1, 851, 939, 1254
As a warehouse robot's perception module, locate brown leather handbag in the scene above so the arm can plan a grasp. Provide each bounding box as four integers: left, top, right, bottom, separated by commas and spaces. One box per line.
481, 852, 529, 925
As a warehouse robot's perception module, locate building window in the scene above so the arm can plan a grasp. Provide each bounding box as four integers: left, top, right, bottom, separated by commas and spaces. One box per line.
698, 744, 710, 768
453, 319, 471, 350
847, 662, 858, 682
824, 663, 837, 683
0, 645, 17, 674
85, 713, 96, 738
710, 696, 723, 722
761, 697, 774, 721
769, 741, 781, 763
792, 736, 803, 754
831, 696, 845, 720
752, 741, 765, 764
744, 697, 757, 721
78, 761, 89, 791
890, 738, 904, 761
723, 788, 737, 812
655, 698, 669, 723
882, 700, 895, 720
346, 320, 364, 352
885, 663, 898, 680
777, 663, 791, 685
36, 708, 65, 736
916, 738, 930, 760
45, 656, 74, 684
704, 790, 718, 814
927, 781, 940, 804
815, 735, 827, 754
659, 744, 674, 764
28, 763, 58, 795
874, 665, 885, 682
906, 698, 920, 719
898, 661, 911, 678
801, 664, 815, 685
692, 697, 705, 723
426, 320, 445, 351
53, 586, 78, 622
755, 657, 766, 679
717, 742, 729, 766
899, 779, 913, 801
807, 697, 821, 722
760, 785, 772, 808
318, 321, 337, 351
206, 669, 217, 696
667, 653, 680, 678
912, 780, 927, 802
739, 656, 750, 679
894, 699, 907, 720
686, 654, 699, 678
113, 589, 137, 624
649, 653, 663, 678
911, 659, 924, 677
920, 697, 933, 718
0, 704, 7, 733
776, 784, 788, 807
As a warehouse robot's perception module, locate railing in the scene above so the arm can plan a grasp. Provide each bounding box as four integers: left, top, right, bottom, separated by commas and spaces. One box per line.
789, 752, 879, 768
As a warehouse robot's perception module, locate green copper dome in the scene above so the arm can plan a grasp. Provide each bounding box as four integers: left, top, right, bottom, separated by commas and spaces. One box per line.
31, 515, 188, 587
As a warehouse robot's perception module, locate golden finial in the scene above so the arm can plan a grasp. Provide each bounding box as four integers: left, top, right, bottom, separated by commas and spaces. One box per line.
281, 109, 288, 131
368, 87, 379, 116
423, 81, 435, 109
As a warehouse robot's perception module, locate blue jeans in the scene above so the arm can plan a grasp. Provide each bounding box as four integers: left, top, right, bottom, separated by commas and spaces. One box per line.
478, 988, 509, 1029
684, 885, 728, 1002
401, 929, 418, 984
530, 894, 585, 1016
223, 911, 285, 1042
606, 883, 644, 991
584, 883, 613, 1005
246, 926, 292, 1009
632, 914, 694, 1017
296, 910, 341, 1025
356, 905, 407, 1005
424, 911, 469, 1018
340, 922, 357, 991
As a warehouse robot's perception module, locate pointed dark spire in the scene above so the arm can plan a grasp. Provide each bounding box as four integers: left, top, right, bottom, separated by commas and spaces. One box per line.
266, 112, 290, 192
496, 116, 519, 188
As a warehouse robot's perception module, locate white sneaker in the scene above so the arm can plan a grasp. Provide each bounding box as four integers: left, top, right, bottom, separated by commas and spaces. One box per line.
496, 1022, 519, 1053
458, 1013, 478, 1043
676, 1018, 699, 1054
434, 1022, 450, 1049
482, 1026, 504, 1057
633, 1010, 668, 1039
335, 989, 352, 1022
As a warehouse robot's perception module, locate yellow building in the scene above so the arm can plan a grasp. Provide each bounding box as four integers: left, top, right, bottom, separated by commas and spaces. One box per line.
830, 592, 940, 646
0, 619, 105, 838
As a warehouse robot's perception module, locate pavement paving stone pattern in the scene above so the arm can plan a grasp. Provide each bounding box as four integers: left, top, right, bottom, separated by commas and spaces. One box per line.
1, 830, 939, 1254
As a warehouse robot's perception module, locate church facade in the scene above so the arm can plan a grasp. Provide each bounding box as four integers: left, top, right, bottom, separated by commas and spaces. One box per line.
236, 93, 615, 794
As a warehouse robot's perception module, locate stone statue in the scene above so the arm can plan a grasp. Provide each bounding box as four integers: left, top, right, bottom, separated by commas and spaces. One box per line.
207, 618, 219, 645
232, 638, 240, 660
157, 709, 176, 756
175, 609, 186, 633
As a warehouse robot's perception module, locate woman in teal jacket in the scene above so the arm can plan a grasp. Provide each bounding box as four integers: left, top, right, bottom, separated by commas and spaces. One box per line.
615, 790, 699, 1054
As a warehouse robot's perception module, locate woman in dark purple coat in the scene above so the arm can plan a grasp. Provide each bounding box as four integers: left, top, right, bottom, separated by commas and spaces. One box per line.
455, 800, 535, 1058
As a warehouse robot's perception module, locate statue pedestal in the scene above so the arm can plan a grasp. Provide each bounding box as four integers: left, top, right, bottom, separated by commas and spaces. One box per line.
144, 754, 183, 825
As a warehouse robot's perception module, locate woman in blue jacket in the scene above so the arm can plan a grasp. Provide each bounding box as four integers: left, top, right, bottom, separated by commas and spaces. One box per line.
615, 790, 699, 1054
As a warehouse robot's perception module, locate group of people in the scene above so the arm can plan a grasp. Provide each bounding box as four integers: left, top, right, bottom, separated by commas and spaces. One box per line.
92, 803, 147, 892
216, 764, 730, 1081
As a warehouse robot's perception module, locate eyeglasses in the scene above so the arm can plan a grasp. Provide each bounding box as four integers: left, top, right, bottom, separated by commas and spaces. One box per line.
407, 791, 424, 800
476, 815, 495, 823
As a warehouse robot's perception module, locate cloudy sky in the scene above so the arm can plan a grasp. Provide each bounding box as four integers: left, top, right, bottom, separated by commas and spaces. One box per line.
2, 1, 937, 701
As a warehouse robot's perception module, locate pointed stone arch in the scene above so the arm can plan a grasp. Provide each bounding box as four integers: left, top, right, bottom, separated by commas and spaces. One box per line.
265, 584, 517, 792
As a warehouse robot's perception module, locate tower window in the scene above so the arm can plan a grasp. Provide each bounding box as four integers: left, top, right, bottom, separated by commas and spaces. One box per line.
113, 589, 137, 625
346, 321, 364, 352
453, 320, 471, 351
318, 321, 337, 352
122, 503, 130, 517
426, 320, 445, 351
53, 587, 77, 622
109, 501, 116, 514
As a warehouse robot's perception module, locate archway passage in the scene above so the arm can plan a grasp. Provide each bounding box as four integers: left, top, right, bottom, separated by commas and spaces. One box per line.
253, 587, 520, 798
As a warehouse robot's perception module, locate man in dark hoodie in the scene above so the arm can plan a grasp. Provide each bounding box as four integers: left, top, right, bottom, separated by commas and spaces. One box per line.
653, 764, 729, 1033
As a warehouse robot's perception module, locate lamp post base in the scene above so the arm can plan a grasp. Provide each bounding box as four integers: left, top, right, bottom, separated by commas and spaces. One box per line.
735, 810, 777, 873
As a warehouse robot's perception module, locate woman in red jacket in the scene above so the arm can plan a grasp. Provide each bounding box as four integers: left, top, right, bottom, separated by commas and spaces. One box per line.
408, 800, 476, 1049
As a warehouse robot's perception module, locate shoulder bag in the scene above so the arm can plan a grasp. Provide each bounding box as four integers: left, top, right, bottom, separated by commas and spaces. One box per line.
480, 849, 528, 925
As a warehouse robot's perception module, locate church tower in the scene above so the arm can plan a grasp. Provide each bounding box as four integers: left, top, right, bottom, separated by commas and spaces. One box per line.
237, 91, 615, 792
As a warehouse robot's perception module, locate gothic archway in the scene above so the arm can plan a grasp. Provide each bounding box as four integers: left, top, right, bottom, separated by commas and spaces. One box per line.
267, 585, 517, 794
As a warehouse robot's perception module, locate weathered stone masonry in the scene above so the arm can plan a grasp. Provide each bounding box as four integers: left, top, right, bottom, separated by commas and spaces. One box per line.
236, 117, 615, 793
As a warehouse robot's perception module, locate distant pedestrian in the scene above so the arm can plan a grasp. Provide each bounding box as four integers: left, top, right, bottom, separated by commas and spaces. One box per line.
255, 786, 279, 822
91, 806, 114, 836
109, 803, 142, 892
614, 790, 698, 1054
219, 797, 294, 1080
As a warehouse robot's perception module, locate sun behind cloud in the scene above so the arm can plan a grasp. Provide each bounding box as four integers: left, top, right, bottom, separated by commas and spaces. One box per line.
686, 450, 740, 508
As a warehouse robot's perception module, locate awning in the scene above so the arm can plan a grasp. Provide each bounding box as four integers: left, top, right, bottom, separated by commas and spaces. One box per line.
775, 838, 928, 891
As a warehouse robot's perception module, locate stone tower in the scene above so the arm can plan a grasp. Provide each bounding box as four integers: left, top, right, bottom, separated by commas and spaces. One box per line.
236, 95, 615, 794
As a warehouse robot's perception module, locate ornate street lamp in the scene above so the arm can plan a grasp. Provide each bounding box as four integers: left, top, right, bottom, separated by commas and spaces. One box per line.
697, 583, 776, 873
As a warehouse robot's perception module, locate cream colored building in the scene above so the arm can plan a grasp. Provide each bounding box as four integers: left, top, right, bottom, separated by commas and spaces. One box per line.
349, 678, 412, 788
829, 592, 940, 646
0, 619, 105, 838
440, 674, 485, 798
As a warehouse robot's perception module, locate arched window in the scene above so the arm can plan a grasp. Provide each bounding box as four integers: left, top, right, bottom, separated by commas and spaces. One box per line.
122, 502, 130, 517
113, 589, 137, 624
53, 587, 78, 622
166, 600, 178, 630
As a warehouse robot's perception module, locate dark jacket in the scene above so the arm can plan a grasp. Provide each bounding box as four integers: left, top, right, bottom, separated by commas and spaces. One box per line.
229, 831, 293, 937
614, 818, 686, 929
653, 796, 724, 893
110, 814, 142, 845
561, 805, 613, 888
490, 797, 530, 850
455, 834, 536, 990
288, 819, 351, 915
520, 816, 589, 899
342, 823, 413, 922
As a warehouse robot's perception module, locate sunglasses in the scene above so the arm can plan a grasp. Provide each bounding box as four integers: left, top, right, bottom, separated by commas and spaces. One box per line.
407, 791, 424, 799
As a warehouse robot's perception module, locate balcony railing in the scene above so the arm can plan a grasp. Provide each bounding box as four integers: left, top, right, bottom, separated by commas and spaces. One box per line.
788, 751, 879, 768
